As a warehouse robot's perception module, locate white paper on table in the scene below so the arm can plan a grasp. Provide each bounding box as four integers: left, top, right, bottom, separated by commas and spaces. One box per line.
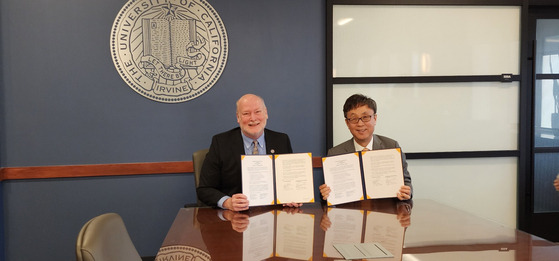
323, 208, 364, 258
322, 152, 364, 206
241, 155, 275, 206
333, 242, 393, 260
361, 148, 404, 199
242, 211, 275, 261
275, 211, 314, 260
274, 153, 315, 204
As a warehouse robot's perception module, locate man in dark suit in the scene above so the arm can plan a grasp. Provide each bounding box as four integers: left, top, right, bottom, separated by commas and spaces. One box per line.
197, 94, 300, 211
319, 94, 413, 201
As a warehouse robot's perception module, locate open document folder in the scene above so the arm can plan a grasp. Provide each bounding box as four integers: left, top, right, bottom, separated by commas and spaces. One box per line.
242, 153, 315, 206
324, 208, 404, 260
322, 148, 404, 206
243, 210, 315, 261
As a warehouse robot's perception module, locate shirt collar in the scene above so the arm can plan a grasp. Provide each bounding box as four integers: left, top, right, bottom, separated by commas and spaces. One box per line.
353, 138, 373, 151
241, 131, 266, 153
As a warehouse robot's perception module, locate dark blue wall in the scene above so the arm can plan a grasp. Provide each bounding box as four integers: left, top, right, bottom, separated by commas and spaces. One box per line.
1, 0, 6, 259
0, 0, 325, 260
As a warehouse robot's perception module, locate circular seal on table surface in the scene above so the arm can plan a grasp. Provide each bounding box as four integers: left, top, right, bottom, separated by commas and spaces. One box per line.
155, 245, 211, 261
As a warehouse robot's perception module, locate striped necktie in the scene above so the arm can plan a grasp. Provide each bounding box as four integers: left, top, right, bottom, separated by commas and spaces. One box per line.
252, 140, 259, 155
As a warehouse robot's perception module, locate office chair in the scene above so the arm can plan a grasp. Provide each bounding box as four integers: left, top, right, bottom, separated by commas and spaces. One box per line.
187, 148, 209, 207
76, 213, 142, 261
192, 148, 209, 189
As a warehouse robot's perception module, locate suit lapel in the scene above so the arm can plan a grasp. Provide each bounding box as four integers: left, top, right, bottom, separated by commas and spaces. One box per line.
372, 134, 383, 150
263, 129, 275, 154
344, 139, 356, 153
233, 128, 246, 155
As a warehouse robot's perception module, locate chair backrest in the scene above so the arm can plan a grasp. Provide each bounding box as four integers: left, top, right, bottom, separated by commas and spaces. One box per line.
192, 148, 209, 188
76, 213, 142, 261
192, 148, 209, 206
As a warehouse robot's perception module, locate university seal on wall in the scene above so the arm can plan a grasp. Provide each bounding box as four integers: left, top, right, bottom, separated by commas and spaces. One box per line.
111, 0, 228, 103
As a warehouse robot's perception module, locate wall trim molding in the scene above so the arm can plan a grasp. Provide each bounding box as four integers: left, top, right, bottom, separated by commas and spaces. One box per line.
0, 157, 325, 181
0, 161, 193, 181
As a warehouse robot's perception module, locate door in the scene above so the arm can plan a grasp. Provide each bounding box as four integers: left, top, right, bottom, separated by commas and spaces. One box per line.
526, 6, 559, 242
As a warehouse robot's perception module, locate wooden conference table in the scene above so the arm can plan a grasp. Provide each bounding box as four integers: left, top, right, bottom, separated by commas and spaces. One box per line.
155, 199, 559, 261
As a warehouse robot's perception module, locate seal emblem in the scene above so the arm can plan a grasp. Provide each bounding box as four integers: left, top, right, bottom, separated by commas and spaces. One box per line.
111, 0, 228, 103
155, 245, 211, 261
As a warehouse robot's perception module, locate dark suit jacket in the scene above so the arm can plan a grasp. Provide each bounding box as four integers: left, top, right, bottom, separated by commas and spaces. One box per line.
197, 127, 293, 207
327, 134, 413, 196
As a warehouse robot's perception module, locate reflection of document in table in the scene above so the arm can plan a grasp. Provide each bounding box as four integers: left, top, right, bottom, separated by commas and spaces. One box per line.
322, 153, 364, 206
275, 211, 314, 260
242, 211, 275, 261
241, 155, 275, 206
362, 149, 404, 199
274, 153, 314, 204
323, 208, 364, 258
364, 211, 405, 261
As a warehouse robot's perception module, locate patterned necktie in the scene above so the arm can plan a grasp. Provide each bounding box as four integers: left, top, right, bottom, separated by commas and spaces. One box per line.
252, 140, 259, 155
362, 147, 370, 152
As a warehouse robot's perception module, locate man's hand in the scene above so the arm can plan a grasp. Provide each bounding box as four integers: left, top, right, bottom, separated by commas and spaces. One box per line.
320, 213, 332, 231
319, 184, 331, 200
224, 193, 249, 211
283, 202, 303, 208
554, 177, 559, 191
223, 210, 250, 233
397, 185, 411, 201
282, 206, 303, 214
396, 202, 412, 228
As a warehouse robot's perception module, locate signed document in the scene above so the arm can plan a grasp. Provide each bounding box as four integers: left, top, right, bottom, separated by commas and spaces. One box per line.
322, 148, 404, 205
323, 208, 404, 260
274, 153, 315, 204
362, 148, 404, 199
242, 211, 275, 261
243, 210, 314, 260
242, 153, 314, 206
323, 208, 364, 258
242, 155, 275, 206
275, 211, 314, 260
322, 153, 364, 206
364, 211, 405, 261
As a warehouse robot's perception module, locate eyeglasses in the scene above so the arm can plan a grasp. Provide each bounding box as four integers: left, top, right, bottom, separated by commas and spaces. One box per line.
346, 115, 374, 124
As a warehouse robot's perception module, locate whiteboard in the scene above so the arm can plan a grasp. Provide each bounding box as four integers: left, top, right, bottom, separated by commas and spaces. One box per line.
333, 82, 519, 152
333, 5, 521, 77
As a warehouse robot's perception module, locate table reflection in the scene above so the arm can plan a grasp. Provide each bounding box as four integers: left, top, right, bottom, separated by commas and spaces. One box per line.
155, 199, 559, 261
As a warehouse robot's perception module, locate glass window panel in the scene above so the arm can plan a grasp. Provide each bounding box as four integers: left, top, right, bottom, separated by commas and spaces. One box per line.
533, 153, 559, 213
333, 6, 520, 77
535, 19, 559, 74
408, 157, 517, 228
333, 82, 519, 152
534, 79, 559, 147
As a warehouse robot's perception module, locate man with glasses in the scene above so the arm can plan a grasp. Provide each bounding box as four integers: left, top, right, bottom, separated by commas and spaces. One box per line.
319, 94, 413, 201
